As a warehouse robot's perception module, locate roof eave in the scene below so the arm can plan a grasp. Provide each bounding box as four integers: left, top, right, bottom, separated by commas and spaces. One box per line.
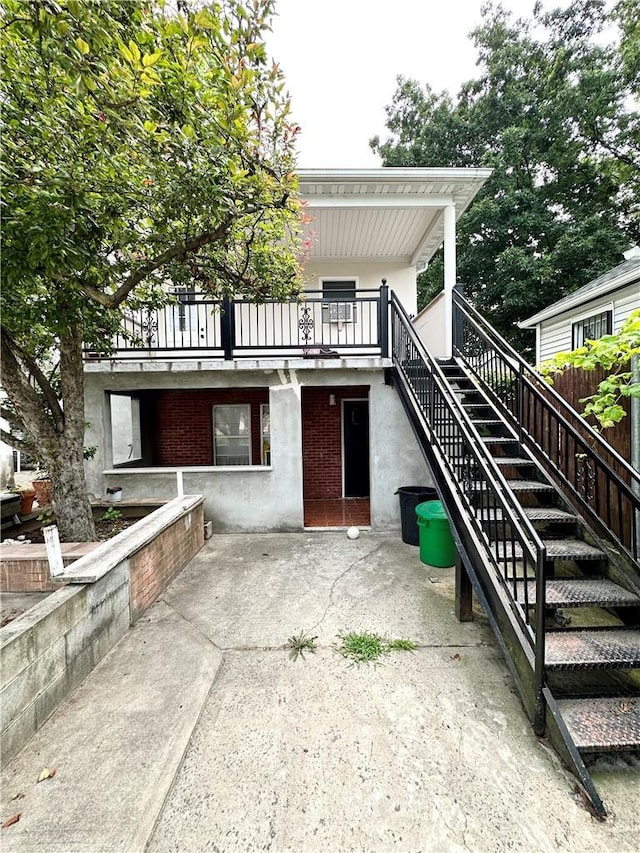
519, 267, 640, 328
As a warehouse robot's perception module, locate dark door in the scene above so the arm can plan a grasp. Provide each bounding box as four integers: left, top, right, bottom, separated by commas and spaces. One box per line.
343, 400, 370, 497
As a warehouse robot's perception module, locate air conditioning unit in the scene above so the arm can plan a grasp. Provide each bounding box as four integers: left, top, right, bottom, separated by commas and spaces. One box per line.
327, 302, 355, 323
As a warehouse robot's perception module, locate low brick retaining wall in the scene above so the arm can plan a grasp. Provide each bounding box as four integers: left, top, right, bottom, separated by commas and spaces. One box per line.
1, 543, 100, 592
0, 496, 204, 764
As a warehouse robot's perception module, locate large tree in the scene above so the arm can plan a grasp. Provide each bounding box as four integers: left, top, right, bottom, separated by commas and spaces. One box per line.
1, 0, 303, 541
371, 0, 639, 355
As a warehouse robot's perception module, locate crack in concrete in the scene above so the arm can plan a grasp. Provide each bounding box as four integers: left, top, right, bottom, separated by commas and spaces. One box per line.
307, 541, 388, 633
219, 640, 492, 653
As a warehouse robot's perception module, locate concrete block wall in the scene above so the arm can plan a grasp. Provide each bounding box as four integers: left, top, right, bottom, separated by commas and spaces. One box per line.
0, 496, 204, 764
1, 568, 129, 765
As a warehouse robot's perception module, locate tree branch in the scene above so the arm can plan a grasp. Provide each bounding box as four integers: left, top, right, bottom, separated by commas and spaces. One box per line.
0, 428, 31, 455
0, 327, 61, 443
82, 219, 235, 308
1, 326, 64, 428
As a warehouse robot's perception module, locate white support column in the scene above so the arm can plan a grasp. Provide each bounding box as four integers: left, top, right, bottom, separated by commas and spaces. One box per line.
443, 203, 456, 359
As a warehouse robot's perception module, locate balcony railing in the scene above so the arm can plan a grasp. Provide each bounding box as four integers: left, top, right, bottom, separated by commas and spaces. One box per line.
85, 286, 390, 360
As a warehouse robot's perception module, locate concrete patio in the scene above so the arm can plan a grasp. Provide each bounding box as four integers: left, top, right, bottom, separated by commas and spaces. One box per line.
1, 532, 638, 852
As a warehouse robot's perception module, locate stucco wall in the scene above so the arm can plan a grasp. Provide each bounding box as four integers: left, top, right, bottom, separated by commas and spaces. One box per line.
83, 364, 432, 533
413, 292, 448, 357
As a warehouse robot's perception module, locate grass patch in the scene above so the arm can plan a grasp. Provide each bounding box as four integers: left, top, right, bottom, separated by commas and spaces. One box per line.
287, 631, 318, 661
336, 632, 418, 665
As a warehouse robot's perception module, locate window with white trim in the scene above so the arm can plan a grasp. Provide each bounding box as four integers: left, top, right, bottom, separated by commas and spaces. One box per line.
213, 404, 251, 465
572, 310, 612, 348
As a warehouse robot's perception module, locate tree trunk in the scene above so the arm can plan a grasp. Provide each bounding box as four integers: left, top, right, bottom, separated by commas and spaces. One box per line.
50, 323, 96, 541
1, 322, 96, 542
48, 437, 96, 542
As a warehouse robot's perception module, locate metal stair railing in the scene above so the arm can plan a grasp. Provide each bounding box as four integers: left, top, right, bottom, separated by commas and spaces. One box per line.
452, 289, 640, 569
391, 293, 548, 727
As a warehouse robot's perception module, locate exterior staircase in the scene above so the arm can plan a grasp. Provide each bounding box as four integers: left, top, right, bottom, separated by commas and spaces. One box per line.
389, 289, 640, 818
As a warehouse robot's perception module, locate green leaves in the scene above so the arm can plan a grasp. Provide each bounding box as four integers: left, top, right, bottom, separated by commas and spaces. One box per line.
539, 310, 640, 428
372, 1, 637, 357
1, 0, 302, 530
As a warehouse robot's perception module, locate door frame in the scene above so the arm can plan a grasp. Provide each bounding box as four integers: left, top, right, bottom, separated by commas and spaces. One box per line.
340, 397, 370, 498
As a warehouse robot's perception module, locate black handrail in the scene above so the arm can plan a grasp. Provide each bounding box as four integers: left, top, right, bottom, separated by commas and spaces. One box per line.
84, 288, 388, 359
453, 290, 640, 567
390, 292, 547, 728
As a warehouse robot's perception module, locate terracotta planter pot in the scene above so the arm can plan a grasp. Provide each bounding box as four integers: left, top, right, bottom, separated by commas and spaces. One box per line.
19, 489, 37, 515
32, 479, 53, 508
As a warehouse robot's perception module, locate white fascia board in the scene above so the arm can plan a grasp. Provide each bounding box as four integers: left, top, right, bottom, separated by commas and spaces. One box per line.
519, 268, 640, 328
305, 195, 455, 209
298, 167, 493, 183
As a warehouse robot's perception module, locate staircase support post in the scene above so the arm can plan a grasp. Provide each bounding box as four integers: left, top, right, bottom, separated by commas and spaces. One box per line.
455, 555, 474, 622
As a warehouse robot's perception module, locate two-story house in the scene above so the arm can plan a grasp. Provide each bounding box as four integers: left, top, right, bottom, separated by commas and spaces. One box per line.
83, 167, 491, 532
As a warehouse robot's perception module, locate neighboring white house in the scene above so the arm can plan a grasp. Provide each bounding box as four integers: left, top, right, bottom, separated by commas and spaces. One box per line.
519, 246, 640, 364
82, 167, 491, 532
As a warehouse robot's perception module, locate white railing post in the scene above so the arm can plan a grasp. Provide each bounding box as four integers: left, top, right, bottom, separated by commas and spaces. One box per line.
443, 203, 456, 359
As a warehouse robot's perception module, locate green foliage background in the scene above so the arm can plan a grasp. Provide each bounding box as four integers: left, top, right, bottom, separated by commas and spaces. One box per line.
371, 0, 639, 357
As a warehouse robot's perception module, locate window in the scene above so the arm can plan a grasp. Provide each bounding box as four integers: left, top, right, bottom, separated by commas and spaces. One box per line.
110, 393, 142, 466
322, 279, 357, 323
260, 404, 270, 465
572, 310, 612, 348
213, 405, 251, 465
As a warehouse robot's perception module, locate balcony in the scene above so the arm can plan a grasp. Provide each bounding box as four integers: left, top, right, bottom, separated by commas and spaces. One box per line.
84, 287, 390, 361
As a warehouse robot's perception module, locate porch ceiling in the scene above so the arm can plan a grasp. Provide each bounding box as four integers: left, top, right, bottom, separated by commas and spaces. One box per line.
298, 168, 491, 267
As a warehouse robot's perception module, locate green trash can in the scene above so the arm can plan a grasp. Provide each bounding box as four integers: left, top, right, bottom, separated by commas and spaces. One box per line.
415, 500, 457, 567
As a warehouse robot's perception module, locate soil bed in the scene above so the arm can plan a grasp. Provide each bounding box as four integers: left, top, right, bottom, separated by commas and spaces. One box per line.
27, 517, 138, 544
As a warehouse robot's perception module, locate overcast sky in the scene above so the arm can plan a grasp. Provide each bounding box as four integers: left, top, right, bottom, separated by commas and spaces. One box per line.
266, 0, 542, 167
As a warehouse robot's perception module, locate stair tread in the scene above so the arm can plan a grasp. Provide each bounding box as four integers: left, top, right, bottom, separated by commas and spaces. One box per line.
556, 695, 640, 752
507, 479, 556, 491
469, 479, 556, 492
514, 578, 640, 608
479, 507, 577, 522
546, 628, 640, 669
493, 457, 537, 466
494, 539, 605, 561
480, 436, 518, 443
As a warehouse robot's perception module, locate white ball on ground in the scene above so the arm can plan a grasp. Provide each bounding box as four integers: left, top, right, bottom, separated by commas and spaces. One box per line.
347, 526, 360, 540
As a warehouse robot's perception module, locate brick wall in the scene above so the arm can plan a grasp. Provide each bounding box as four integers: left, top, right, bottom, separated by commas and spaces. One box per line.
129, 501, 204, 621
302, 386, 369, 500
150, 389, 268, 466
1, 544, 99, 593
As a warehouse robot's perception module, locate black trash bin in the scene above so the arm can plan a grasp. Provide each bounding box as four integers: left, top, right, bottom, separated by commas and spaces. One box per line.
395, 486, 438, 545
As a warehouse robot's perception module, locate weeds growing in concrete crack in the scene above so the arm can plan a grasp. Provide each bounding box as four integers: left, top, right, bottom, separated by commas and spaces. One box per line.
335, 632, 417, 665
287, 631, 318, 661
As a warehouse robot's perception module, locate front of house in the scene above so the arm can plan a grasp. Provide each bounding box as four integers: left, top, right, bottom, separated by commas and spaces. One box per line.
83, 168, 491, 531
